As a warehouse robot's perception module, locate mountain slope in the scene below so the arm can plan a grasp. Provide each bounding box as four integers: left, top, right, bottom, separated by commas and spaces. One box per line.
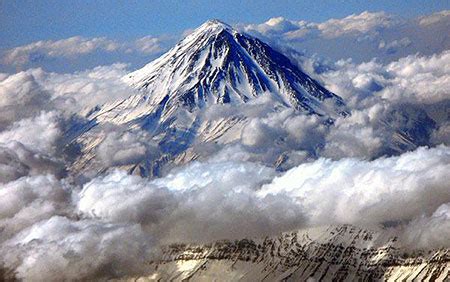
122, 225, 449, 281
87, 20, 347, 129
67, 20, 348, 177
122, 20, 346, 120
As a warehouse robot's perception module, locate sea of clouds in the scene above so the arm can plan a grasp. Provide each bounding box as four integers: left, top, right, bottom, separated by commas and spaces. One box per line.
0, 11, 449, 281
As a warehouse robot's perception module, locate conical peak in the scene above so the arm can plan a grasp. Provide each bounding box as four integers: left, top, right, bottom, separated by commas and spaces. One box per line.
177, 19, 238, 50
125, 18, 346, 118
203, 19, 231, 28
196, 19, 235, 35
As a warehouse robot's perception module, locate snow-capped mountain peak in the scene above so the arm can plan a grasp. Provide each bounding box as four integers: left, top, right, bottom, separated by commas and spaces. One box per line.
73, 20, 349, 176
122, 19, 346, 119
192, 19, 234, 35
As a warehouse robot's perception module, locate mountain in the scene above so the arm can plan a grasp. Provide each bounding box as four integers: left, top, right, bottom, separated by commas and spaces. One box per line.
122, 20, 346, 119
66, 20, 347, 177
122, 225, 449, 281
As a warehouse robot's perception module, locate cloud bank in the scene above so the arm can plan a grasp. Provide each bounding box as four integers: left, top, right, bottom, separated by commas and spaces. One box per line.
2, 145, 449, 280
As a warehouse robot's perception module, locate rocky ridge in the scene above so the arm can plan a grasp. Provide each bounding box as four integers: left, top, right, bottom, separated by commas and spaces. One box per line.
127, 225, 449, 281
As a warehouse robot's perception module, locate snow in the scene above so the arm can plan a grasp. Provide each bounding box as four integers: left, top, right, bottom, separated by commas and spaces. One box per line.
119, 19, 346, 124
72, 19, 348, 176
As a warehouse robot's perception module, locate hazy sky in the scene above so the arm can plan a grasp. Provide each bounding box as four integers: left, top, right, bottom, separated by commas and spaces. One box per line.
1, 0, 448, 48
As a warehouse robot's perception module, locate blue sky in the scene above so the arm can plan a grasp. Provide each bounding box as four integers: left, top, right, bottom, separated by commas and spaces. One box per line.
1, 0, 448, 48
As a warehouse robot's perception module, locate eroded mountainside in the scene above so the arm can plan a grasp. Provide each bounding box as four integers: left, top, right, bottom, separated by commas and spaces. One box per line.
125, 225, 449, 281
65, 20, 348, 178
65, 20, 435, 179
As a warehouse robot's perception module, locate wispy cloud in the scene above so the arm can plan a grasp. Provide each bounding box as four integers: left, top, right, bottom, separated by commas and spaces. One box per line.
2, 10, 448, 71
1, 35, 174, 68
2, 36, 120, 66
242, 10, 450, 63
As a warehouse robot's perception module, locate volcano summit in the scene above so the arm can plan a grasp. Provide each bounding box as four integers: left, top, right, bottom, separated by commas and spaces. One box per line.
69, 20, 348, 176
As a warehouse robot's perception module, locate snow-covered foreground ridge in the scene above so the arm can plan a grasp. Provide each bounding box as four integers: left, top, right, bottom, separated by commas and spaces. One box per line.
124, 225, 449, 281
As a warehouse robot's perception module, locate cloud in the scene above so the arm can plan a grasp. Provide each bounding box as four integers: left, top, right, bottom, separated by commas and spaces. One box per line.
432, 121, 450, 145
1, 35, 174, 70
2, 216, 152, 281
0, 175, 70, 240
242, 17, 313, 40
317, 11, 399, 38
381, 51, 450, 103
132, 36, 165, 54
2, 10, 448, 73
0, 163, 152, 280
259, 145, 450, 233
78, 170, 177, 226
322, 108, 384, 159
0, 64, 135, 115
0, 142, 65, 183
2, 36, 120, 66
239, 106, 327, 161
418, 10, 450, 26
0, 32, 445, 169
243, 11, 399, 40
297, 50, 448, 158
243, 17, 310, 38
0, 70, 51, 129
76, 144, 450, 252
403, 203, 450, 249
1, 145, 449, 280
39, 63, 132, 109
92, 125, 159, 169
0, 111, 61, 155
0, 146, 30, 183
75, 145, 450, 248
378, 37, 412, 54
307, 50, 449, 123
77, 160, 304, 243
152, 159, 275, 192
243, 10, 450, 64
199, 51, 446, 161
